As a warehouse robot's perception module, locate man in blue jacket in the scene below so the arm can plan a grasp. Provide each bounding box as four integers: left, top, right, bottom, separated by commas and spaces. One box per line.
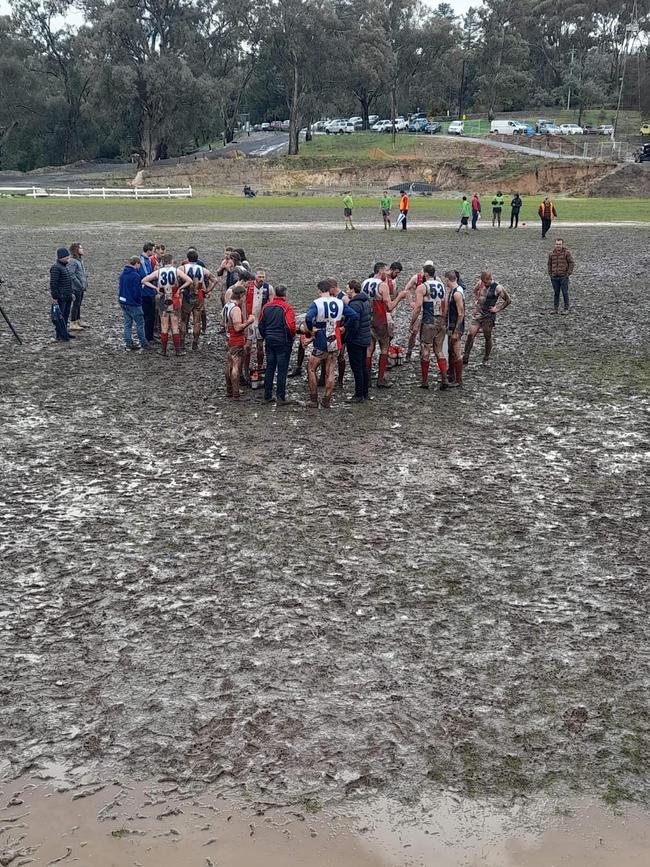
119, 256, 151, 351
345, 280, 371, 401
139, 242, 157, 342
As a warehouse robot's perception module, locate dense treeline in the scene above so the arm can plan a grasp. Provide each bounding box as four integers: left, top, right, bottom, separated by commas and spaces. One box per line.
1, 0, 649, 170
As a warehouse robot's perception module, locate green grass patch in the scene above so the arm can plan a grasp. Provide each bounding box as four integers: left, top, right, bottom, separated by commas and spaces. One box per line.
2, 194, 650, 226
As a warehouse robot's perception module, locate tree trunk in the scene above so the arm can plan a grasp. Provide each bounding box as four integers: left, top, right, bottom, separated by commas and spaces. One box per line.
288, 60, 301, 155
357, 95, 370, 130
141, 106, 155, 166
390, 84, 397, 147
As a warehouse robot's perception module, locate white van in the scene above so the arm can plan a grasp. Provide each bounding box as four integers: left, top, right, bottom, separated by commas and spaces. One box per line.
491, 119, 523, 135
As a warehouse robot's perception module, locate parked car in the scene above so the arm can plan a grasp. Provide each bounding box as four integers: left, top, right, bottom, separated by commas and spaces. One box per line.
425, 121, 442, 134
635, 143, 650, 162
536, 118, 554, 133
372, 119, 393, 132
560, 123, 584, 134
252, 123, 261, 131
326, 119, 354, 134
408, 117, 428, 132
270, 120, 283, 130
348, 116, 362, 125
311, 120, 329, 133
596, 125, 614, 136
409, 111, 428, 122
369, 114, 379, 125
393, 117, 408, 131
448, 120, 464, 135
260, 122, 271, 130
639, 122, 650, 135
280, 119, 290, 131
540, 123, 562, 135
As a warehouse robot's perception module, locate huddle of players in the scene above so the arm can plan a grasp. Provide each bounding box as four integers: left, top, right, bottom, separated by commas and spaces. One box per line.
141, 242, 512, 396
139, 245, 252, 357
356, 261, 511, 390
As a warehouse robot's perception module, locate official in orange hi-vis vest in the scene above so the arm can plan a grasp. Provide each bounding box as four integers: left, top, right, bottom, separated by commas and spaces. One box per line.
538, 196, 557, 239
397, 190, 409, 231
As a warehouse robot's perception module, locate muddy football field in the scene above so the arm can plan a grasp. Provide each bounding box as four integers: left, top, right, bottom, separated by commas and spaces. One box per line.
1, 220, 649, 812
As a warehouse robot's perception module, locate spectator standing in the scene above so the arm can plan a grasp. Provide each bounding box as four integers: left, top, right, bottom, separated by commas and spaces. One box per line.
491, 190, 504, 227
258, 285, 296, 405
547, 238, 574, 314
343, 191, 355, 230
457, 196, 471, 233
139, 241, 157, 342
471, 193, 481, 230
509, 193, 522, 228
50, 247, 73, 342
345, 280, 371, 402
119, 255, 151, 350
538, 196, 557, 239
398, 190, 409, 230
68, 242, 88, 331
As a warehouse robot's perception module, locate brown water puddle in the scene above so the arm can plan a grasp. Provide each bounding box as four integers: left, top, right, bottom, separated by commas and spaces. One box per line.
1, 773, 649, 867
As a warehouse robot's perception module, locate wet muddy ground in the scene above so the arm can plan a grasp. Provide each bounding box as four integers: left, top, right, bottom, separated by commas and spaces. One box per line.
1, 223, 649, 859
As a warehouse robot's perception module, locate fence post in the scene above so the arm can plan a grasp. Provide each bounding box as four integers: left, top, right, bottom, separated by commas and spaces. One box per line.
167, 186, 171, 199
188, 185, 193, 198
102, 187, 106, 199
67, 187, 71, 199
135, 187, 139, 200
32, 186, 37, 199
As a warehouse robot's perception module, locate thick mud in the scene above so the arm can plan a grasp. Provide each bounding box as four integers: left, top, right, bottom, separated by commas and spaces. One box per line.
1, 226, 649, 825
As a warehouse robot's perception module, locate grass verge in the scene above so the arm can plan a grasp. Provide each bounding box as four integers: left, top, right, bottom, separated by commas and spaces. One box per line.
2, 195, 650, 226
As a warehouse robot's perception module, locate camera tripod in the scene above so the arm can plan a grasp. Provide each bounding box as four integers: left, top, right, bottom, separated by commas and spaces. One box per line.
0, 278, 22, 344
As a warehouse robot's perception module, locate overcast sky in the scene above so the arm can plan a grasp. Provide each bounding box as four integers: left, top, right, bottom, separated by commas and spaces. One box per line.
0, 0, 476, 21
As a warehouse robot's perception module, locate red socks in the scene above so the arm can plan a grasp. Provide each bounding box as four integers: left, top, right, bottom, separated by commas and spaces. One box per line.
161, 333, 168, 350
366, 354, 372, 371
172, 333, 181, 350
378, 355, 388, 381
437, 358, 448, 374
421, 359, 430, 382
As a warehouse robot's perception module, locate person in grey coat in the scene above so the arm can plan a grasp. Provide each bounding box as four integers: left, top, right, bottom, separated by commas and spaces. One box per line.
68, 242, 88, 331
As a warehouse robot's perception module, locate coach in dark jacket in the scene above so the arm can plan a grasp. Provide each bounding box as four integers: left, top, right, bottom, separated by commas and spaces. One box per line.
345, 280, 371, 401
50, 247, 73, 340
258, 285, 296, 404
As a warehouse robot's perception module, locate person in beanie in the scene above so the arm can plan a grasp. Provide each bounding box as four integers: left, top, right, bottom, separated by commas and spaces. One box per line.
68, 242, 88, 331
547, 238, 575, 314
509, 193, 522, 228
50, 247, 73, 341
258, 285, 296, 405
491, 190, 504, 227
119, 255, 151, 351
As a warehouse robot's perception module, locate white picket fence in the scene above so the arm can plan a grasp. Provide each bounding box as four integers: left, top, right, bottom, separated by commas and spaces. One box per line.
0, 185, 193, 199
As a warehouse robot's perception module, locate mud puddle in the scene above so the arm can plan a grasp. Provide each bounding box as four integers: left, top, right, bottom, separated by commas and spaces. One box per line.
2, 773, 650, 867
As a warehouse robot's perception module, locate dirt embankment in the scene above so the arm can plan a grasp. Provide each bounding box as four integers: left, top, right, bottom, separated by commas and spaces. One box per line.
135, 147, 623, 196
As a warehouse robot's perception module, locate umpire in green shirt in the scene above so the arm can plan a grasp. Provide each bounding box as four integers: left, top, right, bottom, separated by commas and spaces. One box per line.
380, 191, 392, 229
343, 191, 355, 230
457, 195, 471, 233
